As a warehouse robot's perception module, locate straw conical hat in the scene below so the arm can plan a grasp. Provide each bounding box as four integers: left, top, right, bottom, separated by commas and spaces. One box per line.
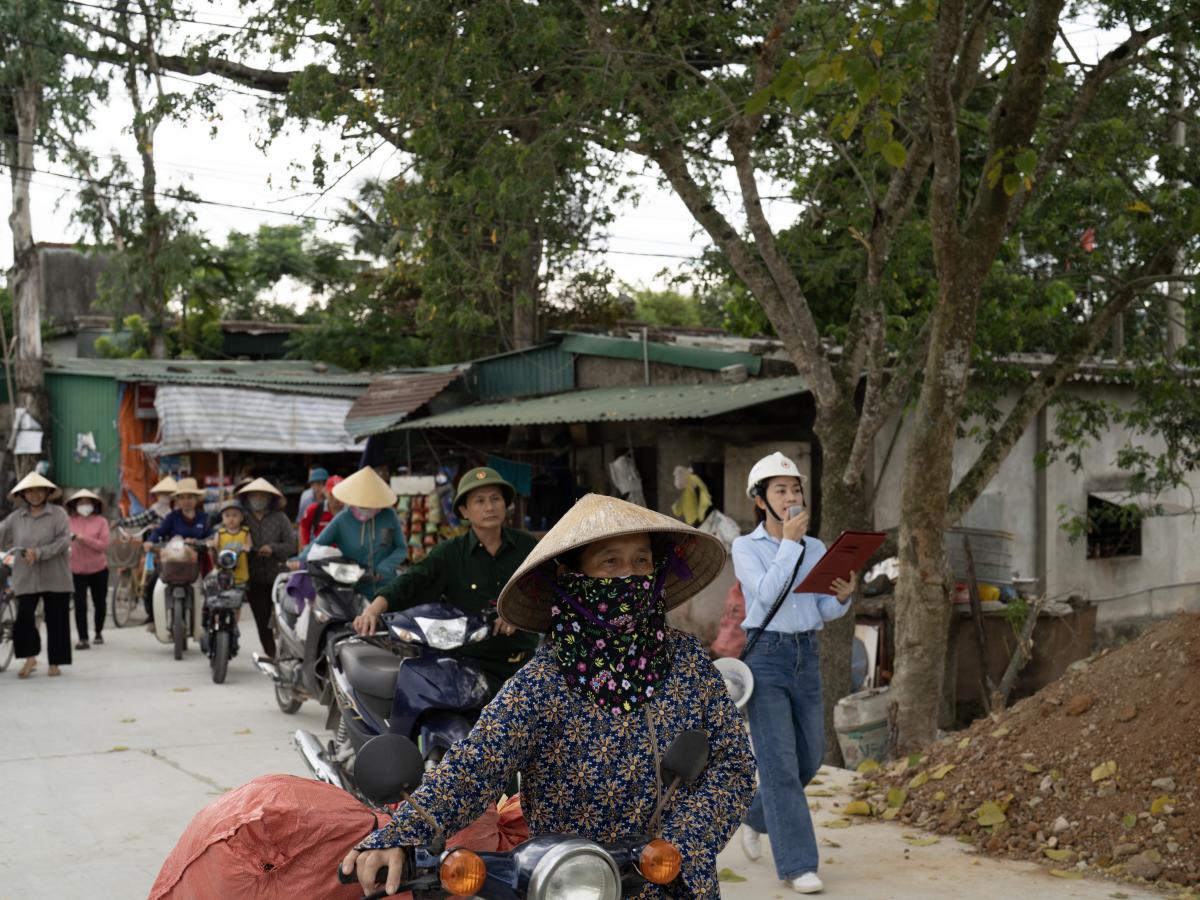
150, 475, 179, 495
66, 488, 105, 511
332, 466, 397, 509
497, 494, 726, 633
10, 471, 62, 501
172, 477, 205, 497
236, 477, 283, 498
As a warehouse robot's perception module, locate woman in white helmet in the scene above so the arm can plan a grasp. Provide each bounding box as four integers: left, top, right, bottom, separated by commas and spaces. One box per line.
731, 452, 857, 895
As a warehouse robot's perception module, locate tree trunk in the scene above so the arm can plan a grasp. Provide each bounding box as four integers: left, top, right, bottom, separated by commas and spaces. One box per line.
511, 229, 541, 350
812, 404, 872, 765
8, 83, 48, 476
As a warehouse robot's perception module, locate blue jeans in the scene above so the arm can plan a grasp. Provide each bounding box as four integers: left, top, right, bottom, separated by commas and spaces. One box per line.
742, 629, 824, 880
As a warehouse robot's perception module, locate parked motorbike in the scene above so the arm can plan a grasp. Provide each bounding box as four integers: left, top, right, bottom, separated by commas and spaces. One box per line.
294, 602, 493, 797
336, 730, 708, 900
253, 548, 364, 714
201, 544, 248, 684
150, 537, 205, 660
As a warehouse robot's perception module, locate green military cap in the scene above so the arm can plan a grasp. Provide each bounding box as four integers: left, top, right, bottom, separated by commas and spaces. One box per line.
453, 466, 515, 509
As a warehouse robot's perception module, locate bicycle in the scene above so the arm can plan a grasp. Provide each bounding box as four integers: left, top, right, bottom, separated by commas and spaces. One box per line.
109, 527, 148, 628
0, 549, 18, 672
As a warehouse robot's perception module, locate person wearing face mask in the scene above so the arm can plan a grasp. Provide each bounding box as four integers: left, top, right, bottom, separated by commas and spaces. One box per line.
235, 478, 296, 661
1, 473, 75, 678
117, 475, 177, 626
342, 493, 755, 899
351, 466, 536, 692
65, 489, 111, 649
303, 466, 406, 599
731, 453, 858, 895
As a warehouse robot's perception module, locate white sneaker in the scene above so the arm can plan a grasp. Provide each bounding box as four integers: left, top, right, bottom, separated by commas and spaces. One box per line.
789, 872, 824, 894
739, 824, 762, 862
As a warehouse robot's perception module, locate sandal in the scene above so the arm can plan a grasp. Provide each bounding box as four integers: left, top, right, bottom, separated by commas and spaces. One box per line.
93, 635, 104, 645
48, 665, 62, 677
75, 640, 90, 650
17, 658, 37, 679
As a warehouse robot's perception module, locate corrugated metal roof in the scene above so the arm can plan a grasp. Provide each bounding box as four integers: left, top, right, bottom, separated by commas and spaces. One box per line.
559, 332, 763, 375
46, 357, 372, 398
399, 376, 808, 429
344, 370, 465, 438
469, 343, 575, 400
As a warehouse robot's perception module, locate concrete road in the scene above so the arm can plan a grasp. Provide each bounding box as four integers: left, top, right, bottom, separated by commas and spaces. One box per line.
0, 618, 1160, 899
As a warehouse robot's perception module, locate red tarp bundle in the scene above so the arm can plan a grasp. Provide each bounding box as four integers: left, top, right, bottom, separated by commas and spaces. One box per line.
149, 775, 528, 899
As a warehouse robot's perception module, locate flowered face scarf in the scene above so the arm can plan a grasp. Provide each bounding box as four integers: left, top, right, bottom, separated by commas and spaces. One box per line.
549, 557, 671, 716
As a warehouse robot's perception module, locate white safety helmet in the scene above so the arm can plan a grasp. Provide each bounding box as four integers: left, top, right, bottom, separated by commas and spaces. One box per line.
745, 451, 807, 499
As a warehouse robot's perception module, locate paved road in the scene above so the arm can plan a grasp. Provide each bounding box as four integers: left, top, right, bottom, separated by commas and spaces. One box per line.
0, 613, 1159, 899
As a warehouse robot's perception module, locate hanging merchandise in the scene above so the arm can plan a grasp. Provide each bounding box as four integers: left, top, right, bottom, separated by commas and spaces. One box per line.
671, 465, 712, 527
607, 452, 647, 507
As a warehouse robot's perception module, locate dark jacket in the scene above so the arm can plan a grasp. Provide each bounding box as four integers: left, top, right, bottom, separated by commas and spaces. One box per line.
245, 509, 296, 584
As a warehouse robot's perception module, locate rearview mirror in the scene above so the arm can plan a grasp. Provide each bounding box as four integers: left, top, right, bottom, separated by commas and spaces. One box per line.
661, 729, 709, 786
355, 734, 425, 804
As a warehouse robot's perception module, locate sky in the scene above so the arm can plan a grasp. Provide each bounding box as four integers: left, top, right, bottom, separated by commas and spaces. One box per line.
1, 4, 1129, 307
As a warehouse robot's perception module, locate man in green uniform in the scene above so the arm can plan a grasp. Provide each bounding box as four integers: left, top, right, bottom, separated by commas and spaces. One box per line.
352, 467, 539, 691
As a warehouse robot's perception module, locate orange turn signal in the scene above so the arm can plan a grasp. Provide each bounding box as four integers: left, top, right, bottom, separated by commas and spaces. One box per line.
440, 848, 487, 897
640, 838, 682, 885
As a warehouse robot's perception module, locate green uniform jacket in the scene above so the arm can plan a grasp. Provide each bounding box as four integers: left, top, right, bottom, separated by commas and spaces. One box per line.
378, 527, 539, 684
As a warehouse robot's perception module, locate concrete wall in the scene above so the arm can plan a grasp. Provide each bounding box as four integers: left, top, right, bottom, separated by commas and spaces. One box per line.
575, 356, 724, 389
870, 383, 1200, 626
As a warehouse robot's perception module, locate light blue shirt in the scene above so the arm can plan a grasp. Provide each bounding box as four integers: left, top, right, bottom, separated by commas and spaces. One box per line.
731, 524, 850, 633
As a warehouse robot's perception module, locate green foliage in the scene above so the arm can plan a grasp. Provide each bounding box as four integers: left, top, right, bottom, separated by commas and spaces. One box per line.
630, 287, 703, 328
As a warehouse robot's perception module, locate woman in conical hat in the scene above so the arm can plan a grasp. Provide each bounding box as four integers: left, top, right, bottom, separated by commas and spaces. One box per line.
2, 472, 74, 677
343, 494, 754, 899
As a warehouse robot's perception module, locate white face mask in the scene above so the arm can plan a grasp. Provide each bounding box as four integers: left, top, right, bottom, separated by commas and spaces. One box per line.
76, 503, 95, 517
247, 496, 270, 513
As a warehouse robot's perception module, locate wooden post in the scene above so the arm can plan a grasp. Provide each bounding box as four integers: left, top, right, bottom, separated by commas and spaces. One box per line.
991, 596, 1044, 712
217, 450, 225, 500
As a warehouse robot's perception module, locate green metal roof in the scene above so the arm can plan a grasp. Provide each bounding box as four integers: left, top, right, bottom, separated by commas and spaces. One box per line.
46, 357, 372, 399
558, 332, 763, 375
398, 376, 807, 429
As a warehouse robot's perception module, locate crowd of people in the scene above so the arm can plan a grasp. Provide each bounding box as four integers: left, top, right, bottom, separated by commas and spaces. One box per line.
2, 450, 861, 896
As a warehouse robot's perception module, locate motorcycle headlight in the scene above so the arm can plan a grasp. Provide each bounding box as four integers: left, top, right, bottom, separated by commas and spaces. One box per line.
325, 562, 364, 584
528, 840, 621, 900
389, 623, 416, 642
414, 616, 468, 650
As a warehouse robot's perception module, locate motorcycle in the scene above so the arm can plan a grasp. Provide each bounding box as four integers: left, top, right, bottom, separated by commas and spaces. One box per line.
294, 602, 493, 797
201, 544, 248, 684
253, 547, 365, 715
336, 730, 709, 900
150, 537, 205, 660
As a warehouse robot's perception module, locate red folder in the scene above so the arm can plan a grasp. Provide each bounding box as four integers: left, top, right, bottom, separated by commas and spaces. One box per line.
794, 530, 888, 594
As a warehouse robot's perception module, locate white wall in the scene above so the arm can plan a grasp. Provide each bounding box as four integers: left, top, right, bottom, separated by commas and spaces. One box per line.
870, 383, 1200, 624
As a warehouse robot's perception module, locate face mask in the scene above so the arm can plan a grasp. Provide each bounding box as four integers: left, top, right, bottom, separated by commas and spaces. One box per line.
76, 503, 95, 517
247, 496, 270, 513
351, 506, 379, 523
548, 559, 671, 715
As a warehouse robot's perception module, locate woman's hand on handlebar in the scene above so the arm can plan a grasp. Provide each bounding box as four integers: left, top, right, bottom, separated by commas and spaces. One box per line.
353, 597, 388, 636
341, 847, 406, 896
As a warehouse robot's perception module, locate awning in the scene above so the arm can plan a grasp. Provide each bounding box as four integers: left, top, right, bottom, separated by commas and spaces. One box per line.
1089, 490, 1189, 515
343, 369, 464, 439
398, 376, 808, 429
154, 385, 364, 455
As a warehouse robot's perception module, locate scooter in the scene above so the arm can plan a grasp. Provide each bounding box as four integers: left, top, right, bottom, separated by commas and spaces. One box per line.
201, 544, 248, 684
335, 730, 708, 900
293, 603, 493, 797
253, 548, 365, 715
150, 537, 205, 660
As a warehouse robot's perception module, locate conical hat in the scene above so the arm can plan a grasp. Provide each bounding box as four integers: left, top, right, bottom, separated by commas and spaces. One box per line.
236, 477, 283, 498
66, 488, 105, 511
332, 467, 397, 509
150, 475, 179, 495
10, 472, 62, 501
172, 478, 205, 497
496, 494, 726, 633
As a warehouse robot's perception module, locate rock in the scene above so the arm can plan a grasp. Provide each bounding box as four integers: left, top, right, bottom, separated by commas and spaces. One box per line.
1126, 851, 1164, 881
1096, 781, 1118, 798
1113, 843, 1139, 859
1027, 796, 1043, 808
1068, 659, 1090, 674
1048, 836, 1059, 848
986, 835, 1004, 853
1168, 842, 1181, 854
1152, 777, 1177, 792
1152, 822, 1167, 835
1039, 774, 1055, 794
1065, 693, 1095, 716
1053, 816, 1071, 834
1115, 705, 1138, 722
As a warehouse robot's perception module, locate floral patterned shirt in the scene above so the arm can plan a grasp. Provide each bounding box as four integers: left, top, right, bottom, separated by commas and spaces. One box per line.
357, 629, 755, 898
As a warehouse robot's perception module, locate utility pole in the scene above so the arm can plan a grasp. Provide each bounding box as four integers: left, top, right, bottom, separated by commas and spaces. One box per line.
1165, 30, 1189, 359
7, 79, 49, 476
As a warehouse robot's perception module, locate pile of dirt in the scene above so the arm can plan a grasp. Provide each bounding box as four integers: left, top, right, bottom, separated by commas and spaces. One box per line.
867, 612, 1200, 890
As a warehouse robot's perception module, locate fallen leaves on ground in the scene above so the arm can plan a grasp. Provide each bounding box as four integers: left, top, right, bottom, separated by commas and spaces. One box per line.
717, 868, 746, 883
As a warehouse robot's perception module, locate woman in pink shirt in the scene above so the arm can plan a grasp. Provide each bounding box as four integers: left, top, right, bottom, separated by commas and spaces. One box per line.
67, 490, 111, 649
